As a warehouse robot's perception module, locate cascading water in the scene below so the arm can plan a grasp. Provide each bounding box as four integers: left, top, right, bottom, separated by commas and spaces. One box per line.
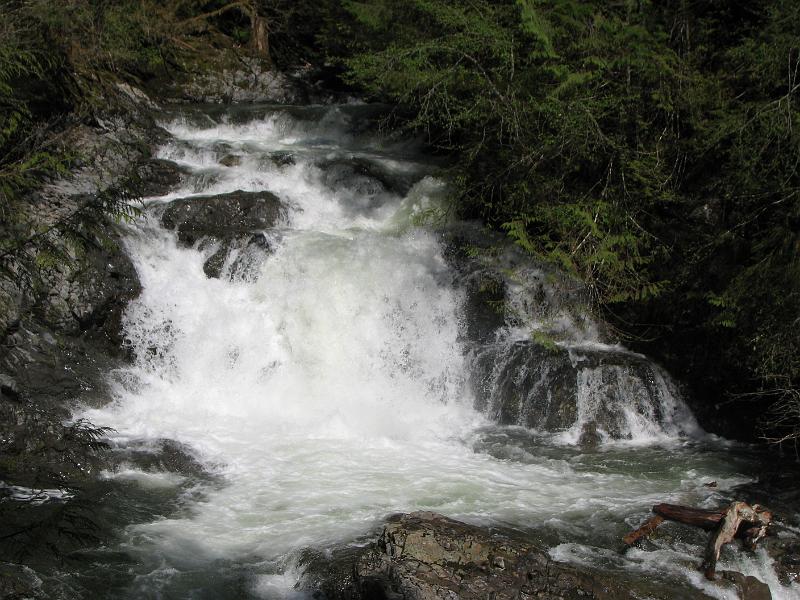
67, 104, 798, 599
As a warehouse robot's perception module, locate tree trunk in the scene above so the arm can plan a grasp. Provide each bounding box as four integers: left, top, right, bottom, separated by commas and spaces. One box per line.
250, 13, 270, 64
652, 503, 726, 531
177, 1, 271, 64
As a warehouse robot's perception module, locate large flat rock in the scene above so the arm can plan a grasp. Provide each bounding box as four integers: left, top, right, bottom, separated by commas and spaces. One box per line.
298, 512, 715, 600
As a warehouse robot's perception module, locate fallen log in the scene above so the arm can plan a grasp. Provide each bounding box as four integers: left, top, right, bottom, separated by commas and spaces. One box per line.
623, 502, 773, 580
622, 514, 665, 547
652, 503, 726, 531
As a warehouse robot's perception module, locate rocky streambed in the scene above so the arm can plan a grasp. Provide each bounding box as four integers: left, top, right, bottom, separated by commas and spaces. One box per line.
1, 73, 799, 600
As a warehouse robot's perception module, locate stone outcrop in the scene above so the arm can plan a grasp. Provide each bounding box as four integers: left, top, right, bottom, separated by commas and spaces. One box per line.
160, 189, 285, 245
0, 84, 156, 404
470, 341, 693, 439
443, 225, 697, 441
0, 86, 157, 553
151, 53, 306, 104
298, 512, 714, 600
160, 190, 285, 278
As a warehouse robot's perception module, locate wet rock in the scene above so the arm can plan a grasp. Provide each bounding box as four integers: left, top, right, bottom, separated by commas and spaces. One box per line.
579, 421, 601, 450
201, 233, 273, 279
269, 151, 296, 167
137, 158, 187, 196
444, 223, 601, 348
719, 570, 772, 600
160, 190, 285, 247
298, 512, 707, 600
39, 232, 142, 346
446, 226, 698, 442
762, 537, 800, 586
0, 374, 20, 401
470, 340, 691, 439
111, 438, 209, 479
0, 562, 44, 599
318, 156, 416, 196
733, 465, 800, 529
471, 339, 693, 441
203, 244, 229, 279
219, 154, 241, 168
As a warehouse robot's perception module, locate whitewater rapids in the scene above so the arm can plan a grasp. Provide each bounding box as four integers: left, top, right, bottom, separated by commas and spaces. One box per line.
76, 104, 797, 600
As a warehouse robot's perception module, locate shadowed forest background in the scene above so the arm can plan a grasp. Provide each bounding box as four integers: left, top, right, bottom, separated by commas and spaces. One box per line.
1, 0, 798, 445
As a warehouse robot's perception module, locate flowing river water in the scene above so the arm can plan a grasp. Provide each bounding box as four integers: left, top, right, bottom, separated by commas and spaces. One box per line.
58, 103, 798, 599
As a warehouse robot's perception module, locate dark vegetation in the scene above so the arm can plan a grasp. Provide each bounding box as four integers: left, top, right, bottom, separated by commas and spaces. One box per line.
0, 1, 798, 451
328, 0, 800, 446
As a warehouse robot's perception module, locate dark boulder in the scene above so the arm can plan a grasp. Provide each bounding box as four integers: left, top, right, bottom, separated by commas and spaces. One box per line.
718, 571, 773, 600
160, 190, 285, 247
317, 156, 417, 196
137, 158, 187, 197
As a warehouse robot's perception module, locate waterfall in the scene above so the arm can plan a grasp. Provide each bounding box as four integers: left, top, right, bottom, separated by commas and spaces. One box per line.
75, 104, 791, 599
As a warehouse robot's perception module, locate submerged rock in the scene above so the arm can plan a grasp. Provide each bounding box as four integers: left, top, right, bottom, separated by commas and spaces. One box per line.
298, 512, 712, 600
218, 154, 242, 168
579, 420, 601, 450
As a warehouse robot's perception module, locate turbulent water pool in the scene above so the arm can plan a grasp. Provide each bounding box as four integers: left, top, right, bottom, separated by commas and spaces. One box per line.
57, 103, 798, 599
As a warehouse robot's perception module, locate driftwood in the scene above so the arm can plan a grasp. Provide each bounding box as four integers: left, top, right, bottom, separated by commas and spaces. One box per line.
623, 502, 773, 580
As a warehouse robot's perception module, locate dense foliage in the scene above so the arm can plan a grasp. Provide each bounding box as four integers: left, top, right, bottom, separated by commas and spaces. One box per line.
333, 0, 800, 443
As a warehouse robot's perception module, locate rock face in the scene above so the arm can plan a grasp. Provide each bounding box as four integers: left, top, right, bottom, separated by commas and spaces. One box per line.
443, 226, 696, 441
299, 512, 710, 600
153, 54, 306, 104
1, 84, 154, 401
469, 341, 695, 440
718, 571, 773, 600
0, 82, 162, 596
